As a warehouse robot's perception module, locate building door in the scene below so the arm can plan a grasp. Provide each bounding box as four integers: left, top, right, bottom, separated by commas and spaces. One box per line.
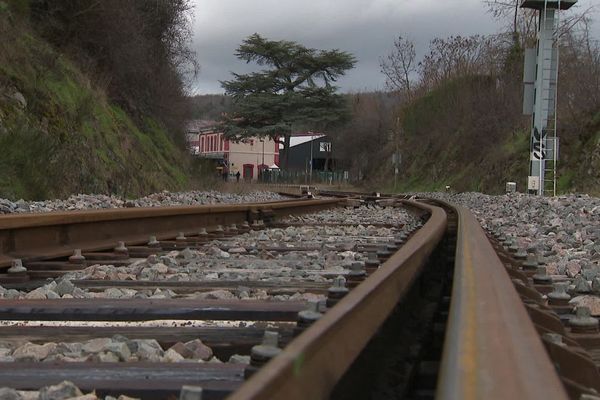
243, 164, 254, 180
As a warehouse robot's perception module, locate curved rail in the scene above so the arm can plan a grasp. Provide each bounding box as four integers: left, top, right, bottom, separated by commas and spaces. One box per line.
435, 202, 567, 399
0, 198, 341, 268
228, 200, 447, 400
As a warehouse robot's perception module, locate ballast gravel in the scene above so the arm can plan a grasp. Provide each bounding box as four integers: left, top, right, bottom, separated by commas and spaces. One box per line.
0, 336, 214, 364
421, 192, 600, 314
0, 190, 284, 214
0, 380, 138, 400
0, 203, 417, 394
0, 205, 417, 303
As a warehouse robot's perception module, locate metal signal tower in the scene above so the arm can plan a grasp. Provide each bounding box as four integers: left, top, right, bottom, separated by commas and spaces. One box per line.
521, 0, 576, 196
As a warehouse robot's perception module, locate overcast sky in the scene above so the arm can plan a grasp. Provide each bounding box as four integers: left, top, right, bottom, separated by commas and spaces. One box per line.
190, 0, 598, 94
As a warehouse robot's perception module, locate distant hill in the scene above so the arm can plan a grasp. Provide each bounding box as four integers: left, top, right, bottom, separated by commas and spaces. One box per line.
189, 94, 232, 121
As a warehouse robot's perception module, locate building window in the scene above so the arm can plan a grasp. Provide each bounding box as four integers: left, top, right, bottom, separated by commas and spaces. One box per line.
319, 142, 332, 152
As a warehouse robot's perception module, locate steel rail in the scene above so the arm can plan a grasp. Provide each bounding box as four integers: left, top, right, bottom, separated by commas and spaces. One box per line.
227, 200, 447, 400
435, 202, 568, 400
0, 198, 341, 268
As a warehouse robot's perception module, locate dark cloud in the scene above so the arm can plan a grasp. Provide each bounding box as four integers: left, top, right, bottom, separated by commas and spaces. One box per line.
190, 0, 599, 94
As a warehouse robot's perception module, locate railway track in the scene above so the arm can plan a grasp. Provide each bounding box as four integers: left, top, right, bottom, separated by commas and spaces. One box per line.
0, 191, 597, 399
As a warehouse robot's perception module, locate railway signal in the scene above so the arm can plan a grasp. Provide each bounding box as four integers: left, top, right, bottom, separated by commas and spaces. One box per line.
521, 0, 576, 196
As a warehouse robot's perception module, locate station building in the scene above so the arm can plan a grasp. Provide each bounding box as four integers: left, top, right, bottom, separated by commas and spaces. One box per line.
186, 120, 279, 180
281, 134, 339, 172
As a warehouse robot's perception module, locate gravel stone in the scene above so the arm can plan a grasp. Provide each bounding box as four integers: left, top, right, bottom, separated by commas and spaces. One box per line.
131, 339, 164, 361
168, 342, 193, 359
0, 388, 22, 400
55, 279, 75, 296
571, 295, 600, 316
94, 351, 120, 363
13, 343, 56, 361
38, 381, 82, 400
150, 263, 169, 274
162, 348, 185, 363
56, 342, 83, 357
24, 287, 47, 300
82, 338, 111, 354
103, 342, 131, 361
69, 395, 98, 400
202, 290, 235, 300
184, 339, 213, 361
228, 354, 250, 364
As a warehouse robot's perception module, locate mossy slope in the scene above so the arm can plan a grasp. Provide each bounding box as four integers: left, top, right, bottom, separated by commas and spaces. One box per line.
0, 4, 190, 200
391, 76, 599, 195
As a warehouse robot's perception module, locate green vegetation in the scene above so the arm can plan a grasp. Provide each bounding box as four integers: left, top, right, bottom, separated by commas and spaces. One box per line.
387, 75, 599, 195
0, 2, 192, 200
363, 26, 600, 195
221, 33, 356, 168
389, 76, 529, 194
561, 123, 600, 196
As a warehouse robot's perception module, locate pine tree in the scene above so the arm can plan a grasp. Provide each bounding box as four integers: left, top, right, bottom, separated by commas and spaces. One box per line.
220, 33, 355, 168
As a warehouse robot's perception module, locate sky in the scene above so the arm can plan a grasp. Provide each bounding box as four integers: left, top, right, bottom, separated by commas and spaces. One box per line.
189, 0, 599, 94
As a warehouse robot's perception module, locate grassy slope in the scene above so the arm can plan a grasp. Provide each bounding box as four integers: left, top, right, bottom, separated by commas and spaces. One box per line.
388, 77, 599, 195
0, 4, 190, 200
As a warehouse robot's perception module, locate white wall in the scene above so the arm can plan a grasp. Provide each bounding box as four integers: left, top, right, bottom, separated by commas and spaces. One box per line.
228, 138, 278, 179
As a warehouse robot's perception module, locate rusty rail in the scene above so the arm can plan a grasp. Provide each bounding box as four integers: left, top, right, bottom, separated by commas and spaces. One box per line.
0, 198, 341, 269
435, 203, 568, 400
228, 200, 447, 400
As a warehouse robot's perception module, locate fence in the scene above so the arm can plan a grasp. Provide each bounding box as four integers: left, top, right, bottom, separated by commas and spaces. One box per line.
259, 170, 349, 185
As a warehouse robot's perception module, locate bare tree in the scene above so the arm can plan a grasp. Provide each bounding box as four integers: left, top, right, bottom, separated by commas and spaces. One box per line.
331, 92, 396, 182
483, 0, 596, 47
483, 0, 521, 36
379, 36, 417, 99
558, 7, 596, 38
418, 35, 506, 91
559, 18, 600, 120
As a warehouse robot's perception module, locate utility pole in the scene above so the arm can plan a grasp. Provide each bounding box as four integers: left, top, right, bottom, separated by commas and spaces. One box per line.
309, 135, 314, 185
395, 117, 400, 191
260, 139, 265, 182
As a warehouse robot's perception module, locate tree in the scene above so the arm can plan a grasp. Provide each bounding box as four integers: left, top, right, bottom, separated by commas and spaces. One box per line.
220, 33, 356, 168
483, 0, 596, 47
331, 92, 396, 183
483, 0, 522, 39
29, 0, 199, 140
418, 35, 505, 91
559, 19, 600, 121
380, 36, 417, 98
